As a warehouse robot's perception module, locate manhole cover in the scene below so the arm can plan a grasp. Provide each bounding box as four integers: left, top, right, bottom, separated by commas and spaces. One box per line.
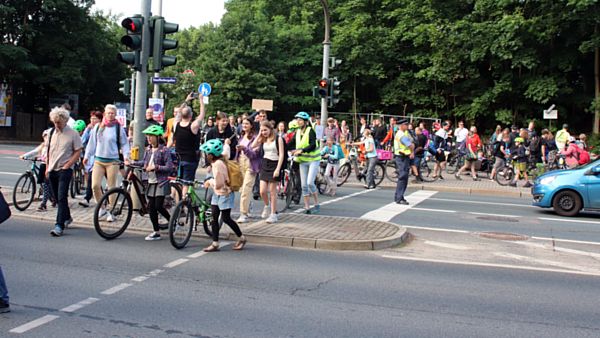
476, 216, 519, 223
478, 232, 529, 241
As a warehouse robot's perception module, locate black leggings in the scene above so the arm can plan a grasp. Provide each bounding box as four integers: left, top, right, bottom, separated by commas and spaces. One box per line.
148, 196, 170, 232
210, 206, 242, 242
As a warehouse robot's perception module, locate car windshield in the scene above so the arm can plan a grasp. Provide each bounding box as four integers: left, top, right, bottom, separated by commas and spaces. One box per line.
578, 157, 600, 170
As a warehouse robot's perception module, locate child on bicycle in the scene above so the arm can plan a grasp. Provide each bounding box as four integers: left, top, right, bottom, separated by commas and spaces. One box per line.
320, 136, 341, 196
201, 139, 246, 252
20, 129, 54, 211
510, 137, 531, 188
137, 125, 174, 241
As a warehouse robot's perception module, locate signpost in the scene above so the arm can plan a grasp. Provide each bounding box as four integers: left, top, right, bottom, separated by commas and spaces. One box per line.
543, 104, 557, 130
152, 77, 177, 84
198, 82, 212, 97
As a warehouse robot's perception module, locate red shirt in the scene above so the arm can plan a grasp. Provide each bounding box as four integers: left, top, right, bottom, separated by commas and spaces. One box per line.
467, 134, 482, 152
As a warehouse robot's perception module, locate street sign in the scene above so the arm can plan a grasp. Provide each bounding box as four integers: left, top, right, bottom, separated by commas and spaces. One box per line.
152, 77, 177, 84
198, 82, 212, 96
543, 109, 558, 120
148, 98, 165, 123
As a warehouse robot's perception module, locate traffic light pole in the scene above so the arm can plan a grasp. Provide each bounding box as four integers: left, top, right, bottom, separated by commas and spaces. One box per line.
319, 0, 331, 127
130, 72, 136, 120
133, 0, 152, 159
152, 0, 162, 99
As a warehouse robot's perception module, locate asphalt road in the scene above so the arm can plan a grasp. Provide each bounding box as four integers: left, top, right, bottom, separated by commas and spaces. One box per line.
0, 144, 34, 189
1, 219, 599, 337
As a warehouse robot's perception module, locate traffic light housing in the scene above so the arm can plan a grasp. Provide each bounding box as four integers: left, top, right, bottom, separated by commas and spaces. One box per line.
317, 79, 329, 98
328, 78, 341, 107
117, 15, 144, 71
151, 16, 179, 71
119, 79, 131, 96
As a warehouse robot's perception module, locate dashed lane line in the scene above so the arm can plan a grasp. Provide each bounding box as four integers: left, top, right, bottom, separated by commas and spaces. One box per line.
427, 197, 533, 208
9, 315, 61, 334
538, 217, 600, 225
423, 240, 470, 250
469, 212, 520, 218
163, 258, 189, 268
60, 297, 99, 313
411, 207, 456, 213
100, 283, 132, 295
0, 171, 21, 176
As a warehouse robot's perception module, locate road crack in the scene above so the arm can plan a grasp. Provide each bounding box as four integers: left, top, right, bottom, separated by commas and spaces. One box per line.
290, 277, 339, 296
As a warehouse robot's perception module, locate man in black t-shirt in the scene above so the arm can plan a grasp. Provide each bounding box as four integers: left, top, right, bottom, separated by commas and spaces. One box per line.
205, 111, 237, 160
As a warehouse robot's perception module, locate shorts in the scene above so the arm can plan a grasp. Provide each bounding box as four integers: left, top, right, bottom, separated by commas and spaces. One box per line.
410, 156, 422, 166
211, 192, 235, 210
260, 159, 281, 182
178, 160, 199, 182
146, 182, 169, 198
435, 151, 446, 163
515, 162, 526, 172
493, 157, 505, 171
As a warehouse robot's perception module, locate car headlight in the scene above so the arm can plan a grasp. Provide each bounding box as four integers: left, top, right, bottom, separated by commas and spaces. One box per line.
539, 176, 557, 185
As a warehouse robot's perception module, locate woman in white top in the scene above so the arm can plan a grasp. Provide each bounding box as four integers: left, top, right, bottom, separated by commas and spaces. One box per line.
252, 121, 285, 223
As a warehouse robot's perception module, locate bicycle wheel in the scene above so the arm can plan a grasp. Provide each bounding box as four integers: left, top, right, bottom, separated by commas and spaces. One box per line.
201, 202, 218, 238
285, 173, 295, 210
12, 173, 36, 211
446, 155, 459, 175
495, 167, 514, 186
94, 187, 132, 240
337, 163, 351, 186
373, 163, 385, 187
76, 168, 86, 195
169, 199, 194, 249
69, 175, 77, 199
420, 160, 436, 182
316, 173, 328, 195
386, 161, 398, 183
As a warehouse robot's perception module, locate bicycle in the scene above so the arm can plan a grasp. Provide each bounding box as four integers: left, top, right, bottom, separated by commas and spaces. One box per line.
12, 158, 44, 211
495, 158, 545, 186
445, 148, 465, 175
93, 163, 182, 240
69, 160, 87, 198
168, 178, 218, 249
337, 145, 385, 187
277, 156, 302, 212
385, 154, 436, 183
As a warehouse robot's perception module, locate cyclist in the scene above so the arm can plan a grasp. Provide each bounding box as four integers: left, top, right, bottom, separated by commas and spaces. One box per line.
20, 129, 54, 211
201, 139, 246, 252
489, 128, 508, 181
289, 112, 321, 214
351, 128, 378, 189
555, 124, 570, 151
73, 120, 86, 136
510, 137, 531, 187
561, 136, 581, 169
320, 136, 342, 196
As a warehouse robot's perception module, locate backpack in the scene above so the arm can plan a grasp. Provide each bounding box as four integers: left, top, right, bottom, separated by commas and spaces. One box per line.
223, 158, 243, 192
275, 135, 289, 166
578, 149, 591, 165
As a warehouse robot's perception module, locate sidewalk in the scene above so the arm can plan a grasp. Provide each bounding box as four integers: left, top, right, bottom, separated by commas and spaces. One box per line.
10, 202, 408, 251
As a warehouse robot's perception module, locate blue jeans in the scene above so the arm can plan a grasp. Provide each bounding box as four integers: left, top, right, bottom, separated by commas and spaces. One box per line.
49, 169, 73, 229
394, 155, 410, 202
366, 156, 377, 187
299, 161, 319, 196
0, 266, 8, 303
178, 161, 199, 182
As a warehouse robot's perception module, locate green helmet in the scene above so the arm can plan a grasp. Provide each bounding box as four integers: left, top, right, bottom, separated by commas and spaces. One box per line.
288, 120, 299, 130
143, 124, 164, 136
73, 120, 86, 133
200, 139, 224, 157
514, 137, 524, 143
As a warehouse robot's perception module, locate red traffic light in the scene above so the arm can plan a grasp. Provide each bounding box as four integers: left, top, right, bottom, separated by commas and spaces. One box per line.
319, 79, 328, 88
121, 17, 143, 33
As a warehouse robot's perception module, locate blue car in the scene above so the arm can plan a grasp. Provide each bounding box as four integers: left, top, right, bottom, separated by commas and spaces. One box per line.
532, 159, 600, 216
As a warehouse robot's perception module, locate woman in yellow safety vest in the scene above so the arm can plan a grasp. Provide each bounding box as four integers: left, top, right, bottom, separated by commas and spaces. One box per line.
290, 112, 322, 214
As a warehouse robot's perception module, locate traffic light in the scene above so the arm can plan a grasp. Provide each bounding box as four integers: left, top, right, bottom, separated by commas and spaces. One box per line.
151, 16, 179, 71
328, 78, 341, 107
317, 79, 329, 98
117, 15, 144, 71
119, 79, 131, 96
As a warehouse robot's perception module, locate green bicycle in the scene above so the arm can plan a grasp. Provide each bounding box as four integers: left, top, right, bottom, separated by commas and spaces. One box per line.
168, 178, 219, 249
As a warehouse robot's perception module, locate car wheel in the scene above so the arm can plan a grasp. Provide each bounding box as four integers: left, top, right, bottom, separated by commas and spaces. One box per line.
552, 190, 582, 217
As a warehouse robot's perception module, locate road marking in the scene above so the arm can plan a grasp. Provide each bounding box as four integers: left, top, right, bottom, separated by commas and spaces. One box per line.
469, 212, 520, 218
60, 297, 99, 313
293, 188, 378, 213
163, 258, 189, 268
428, 198, 533, 208
101, 283, 132, 295
148, 269, 164, 276
406, 225, 470, 234
381, 255, 600, 277
538, 217, 600, 225
361, 190, 437, 222
131, 276, 149, 282
493, 252, 600, 274
411, 207, 456, 213
0, 171, 21, 176
9, 315, 60, 333
188, 251, 207, 258
515, 241, 600, 259
424, 240, 470, 250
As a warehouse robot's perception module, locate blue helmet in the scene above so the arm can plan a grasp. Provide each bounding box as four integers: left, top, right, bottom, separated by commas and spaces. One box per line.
200, 139, 224, 157
295, 111, 311, 121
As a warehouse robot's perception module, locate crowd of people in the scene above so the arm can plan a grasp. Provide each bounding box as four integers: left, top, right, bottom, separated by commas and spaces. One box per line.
20, 96, 595, 251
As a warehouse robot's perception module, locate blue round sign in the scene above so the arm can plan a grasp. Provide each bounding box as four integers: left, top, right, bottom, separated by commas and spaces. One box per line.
198, 83, 212, 96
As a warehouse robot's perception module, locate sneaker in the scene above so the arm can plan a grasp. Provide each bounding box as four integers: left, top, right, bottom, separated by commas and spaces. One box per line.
253, 194, 260, 201
145, 232, 161, 241
98, 208, 108, 218
455, 174, 462, 180
472, 177, 480, 181
509, 182, 517, 187
0, 299, 10, 313
37, 204, 47, 212
50, 225, 63, 237
396, 199, 409, 205
305, 209, 312, 214
236, 214, 249, 223
106, 212, 115, 222
313, 204, 321, 213
523, 181, 532, 188
438, 175, 445, 180
261, 206, 270, 219
266, 213, 278, 224
78, 199, 89, 208
64, 217, 73, 229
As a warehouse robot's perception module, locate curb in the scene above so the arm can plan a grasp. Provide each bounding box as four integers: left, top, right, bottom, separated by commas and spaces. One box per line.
342, 182, 530, 198
11, 212, 409, 251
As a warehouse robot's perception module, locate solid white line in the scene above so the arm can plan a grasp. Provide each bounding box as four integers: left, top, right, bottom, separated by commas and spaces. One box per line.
163, 258, 189, 268
293, 188, 378, 213
188, 251, 206, 258
0, 171, 21, 176
469, 212, 520, 218
60, 297, 99, 313
381, 255, 600, 277
424, 240, 470, 250
493, 252, 600, 274
515, 241, 600, 259
428, 197, 533, 208
9, 315, 61, 333
411, 207, 456, 213
538, 217, 600, 225
361, 190, 438, 222
405, 225, 470, 234
531, 236, 600, 246
131, 276, 149, 282
101, 283, 132, 295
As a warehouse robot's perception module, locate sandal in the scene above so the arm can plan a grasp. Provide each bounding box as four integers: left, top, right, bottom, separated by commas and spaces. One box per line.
203, 243, 220, 252
233, 237, 247, 251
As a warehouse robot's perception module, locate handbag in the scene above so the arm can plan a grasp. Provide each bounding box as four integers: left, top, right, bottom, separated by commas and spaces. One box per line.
376, 149, 393, 161
0, 188, 11, 225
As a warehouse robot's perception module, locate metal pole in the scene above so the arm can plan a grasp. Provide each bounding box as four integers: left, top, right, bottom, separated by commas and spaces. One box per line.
129, 72, 136, 121
134, 0, 151, 156
319, 0, 331, 127
152, 0, 162, 99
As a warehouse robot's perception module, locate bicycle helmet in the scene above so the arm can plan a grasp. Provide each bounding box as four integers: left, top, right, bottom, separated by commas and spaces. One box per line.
295, 111, 311, 121
514, 137, 524, 143
73, 120, 86, 133
200, 138, 224, 157
288, 120, 299, 130
142, 124, 164, 136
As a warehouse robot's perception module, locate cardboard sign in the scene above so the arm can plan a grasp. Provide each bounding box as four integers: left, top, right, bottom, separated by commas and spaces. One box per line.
252, 99, 274, 111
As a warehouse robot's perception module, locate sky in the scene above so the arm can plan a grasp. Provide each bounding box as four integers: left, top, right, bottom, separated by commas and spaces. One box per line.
92, 0, 226, 28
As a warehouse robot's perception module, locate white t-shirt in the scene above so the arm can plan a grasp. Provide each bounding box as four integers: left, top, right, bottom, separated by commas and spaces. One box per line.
455, 127, 468, 143
435, 129, 448, 140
